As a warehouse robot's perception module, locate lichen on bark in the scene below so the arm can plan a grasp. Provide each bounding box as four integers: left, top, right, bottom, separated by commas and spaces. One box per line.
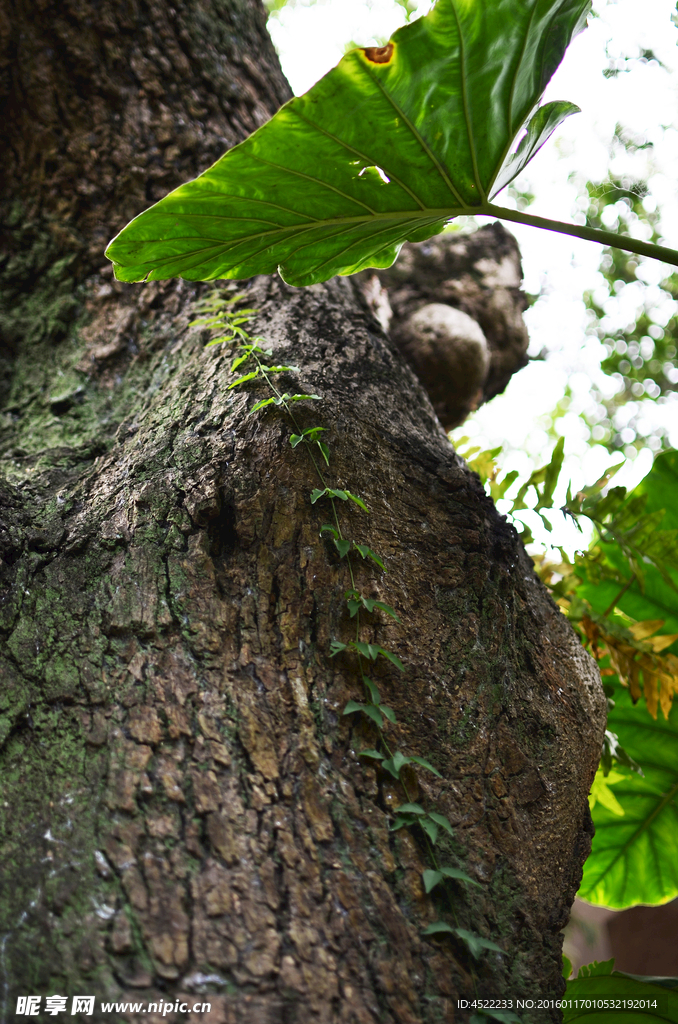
0, 2, 606, 1022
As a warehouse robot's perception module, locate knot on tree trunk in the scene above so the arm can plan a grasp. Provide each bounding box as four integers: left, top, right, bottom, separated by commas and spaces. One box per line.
362, 222, 530, 429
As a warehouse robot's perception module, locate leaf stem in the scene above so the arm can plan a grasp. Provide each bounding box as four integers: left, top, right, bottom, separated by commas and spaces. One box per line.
485, 204, 678, 268
602, 574, 637, 620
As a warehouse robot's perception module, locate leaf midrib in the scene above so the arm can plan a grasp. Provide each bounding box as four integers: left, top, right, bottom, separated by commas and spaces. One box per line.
289, 105, 429, 212
487, 0, 540, 197
115, 207, 471, 252
448, 0, 484, 201
358, 59, 469, 209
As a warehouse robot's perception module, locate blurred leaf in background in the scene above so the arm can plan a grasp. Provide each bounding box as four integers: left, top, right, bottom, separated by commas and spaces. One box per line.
564, 958, 678, 1022
579, 686, 678, 909
580, 169, 678, 454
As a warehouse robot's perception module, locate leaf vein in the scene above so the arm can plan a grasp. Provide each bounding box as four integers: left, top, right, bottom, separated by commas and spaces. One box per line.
249, 152, 378, 215
358, 60, 469, 209
288, 105, 427, 212
448, 0, 484, 201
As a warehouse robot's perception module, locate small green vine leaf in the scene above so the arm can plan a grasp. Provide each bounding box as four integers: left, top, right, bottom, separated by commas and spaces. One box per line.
329, 640, 347, 657
363, 679, 381, 704
293, 427, 328, 449
422, 924, 503, 960
188, 316, 227, 327
408, 755, 442, 778
288, 393, 322, 403
363, 705, 385, 728
439, 867, 480, 887
249, 396, 279, 413
379, 647, 405, 671
399, 802, 426, 815
353, 640, 380, 660
345, 491, 369, 512
358, 748, 384, 760
230, 353, 250, 371
249, 338, 272, 354
454, 927, 505, 959
421, 819, 439, 844
334, 538, 351, 558
328, 488, 348, 500
383, 750, 410, 779
343, 701, 385, 727
319, 523, 338, 538
428, 811, 455, 836
421, 865, 479, 893
380, 705, 397, 724
422, 869, 444, 894
422, 922, 455, 937
353, 543, 387, 572
347, 599, 361, 617
228, 369, 259, 389
346, 594, 400, 622
317, 440, 330, 465
352, 640, 369, 658
373, 601, 400, 621
311, 488, 327, 504
205, 334, 236, 347
260, 364, 300, 373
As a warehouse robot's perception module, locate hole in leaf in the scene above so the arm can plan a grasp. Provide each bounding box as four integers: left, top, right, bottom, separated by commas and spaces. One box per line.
358, 165, 391, 184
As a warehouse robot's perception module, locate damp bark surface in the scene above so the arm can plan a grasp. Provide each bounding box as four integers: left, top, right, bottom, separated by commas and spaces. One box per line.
0, 2, 606, 1022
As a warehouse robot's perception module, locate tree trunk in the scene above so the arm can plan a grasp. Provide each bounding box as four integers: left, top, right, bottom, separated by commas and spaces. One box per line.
0, 3, 606, 1022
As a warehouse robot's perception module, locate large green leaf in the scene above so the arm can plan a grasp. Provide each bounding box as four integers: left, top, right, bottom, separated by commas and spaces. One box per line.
638, 451, 678, 533
105, 0, 589, 286
564, 959, 678, 1023
579, 686, 678, 908
577, 452, 678, 644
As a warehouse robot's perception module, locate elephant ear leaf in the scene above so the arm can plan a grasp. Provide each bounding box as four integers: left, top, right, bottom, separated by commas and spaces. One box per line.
105, 0, 590, 288
489, 100, 581, 198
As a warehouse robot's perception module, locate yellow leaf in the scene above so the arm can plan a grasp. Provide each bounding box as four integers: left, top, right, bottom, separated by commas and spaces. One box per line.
628, 619, 665, 641
643, 669, 659, 719
630, 662, 642, 703
589, 768, 626, 816
659, 673, 677, 720
647, 633, 678, 653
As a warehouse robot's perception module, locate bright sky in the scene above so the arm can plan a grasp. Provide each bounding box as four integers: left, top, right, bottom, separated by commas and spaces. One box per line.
266, 0, 678, 551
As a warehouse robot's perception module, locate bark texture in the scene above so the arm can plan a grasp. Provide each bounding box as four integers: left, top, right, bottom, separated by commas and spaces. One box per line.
0, 3, 606, 1023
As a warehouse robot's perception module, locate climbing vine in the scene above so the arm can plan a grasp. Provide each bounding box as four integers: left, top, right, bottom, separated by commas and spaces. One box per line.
191, 288, 503, 965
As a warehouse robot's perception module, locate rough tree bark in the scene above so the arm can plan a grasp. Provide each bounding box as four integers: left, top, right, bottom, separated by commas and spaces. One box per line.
0, 2, 606, 1022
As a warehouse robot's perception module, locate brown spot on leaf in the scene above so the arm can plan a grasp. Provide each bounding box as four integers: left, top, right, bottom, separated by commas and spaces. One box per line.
363, 42, 394, 64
